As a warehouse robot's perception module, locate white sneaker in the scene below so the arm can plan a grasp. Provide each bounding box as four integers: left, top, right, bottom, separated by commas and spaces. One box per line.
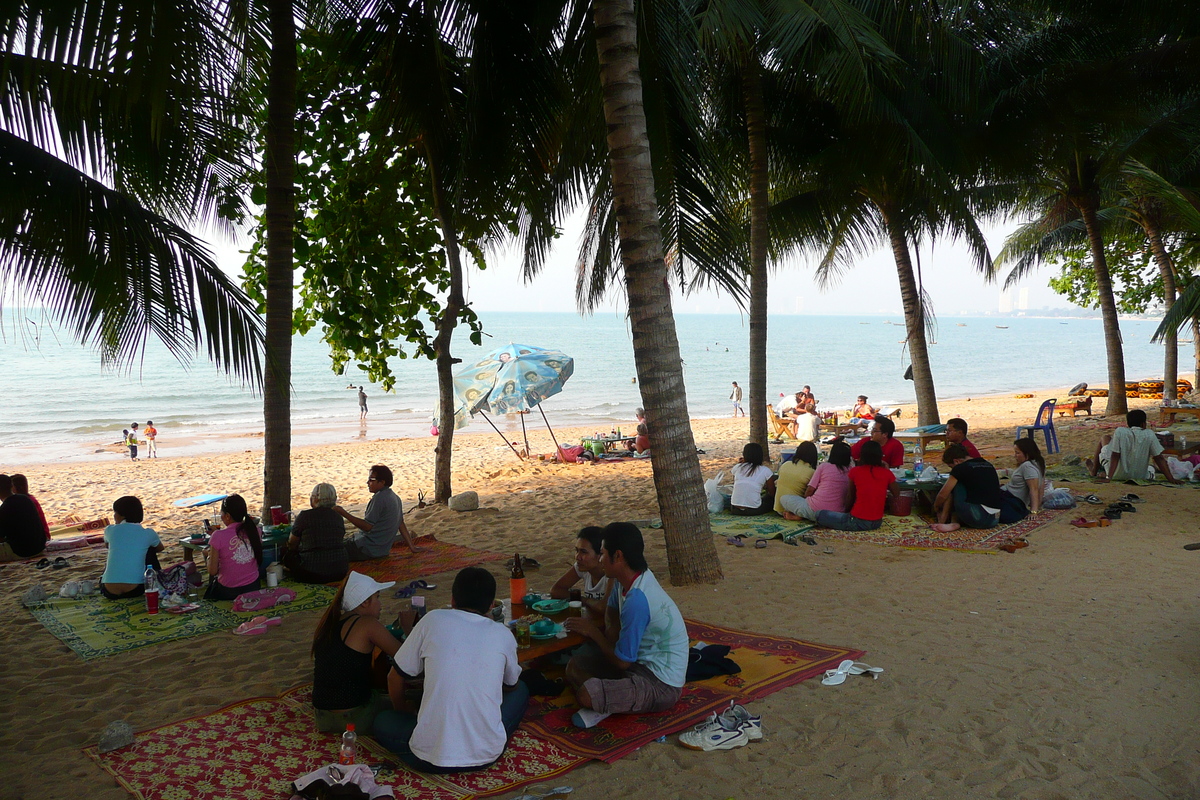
678, 713, 749, 751
571, 709, 611, 729
725, 701, 762, 741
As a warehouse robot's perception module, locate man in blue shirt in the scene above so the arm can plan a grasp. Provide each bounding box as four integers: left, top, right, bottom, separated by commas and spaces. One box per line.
564, 522, 688, 728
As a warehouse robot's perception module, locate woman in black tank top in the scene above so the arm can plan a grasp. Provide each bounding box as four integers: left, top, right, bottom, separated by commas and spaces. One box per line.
311, 572, 402, 734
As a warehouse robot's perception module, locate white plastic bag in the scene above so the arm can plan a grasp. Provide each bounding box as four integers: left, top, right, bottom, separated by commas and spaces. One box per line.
705, 470, 727, 513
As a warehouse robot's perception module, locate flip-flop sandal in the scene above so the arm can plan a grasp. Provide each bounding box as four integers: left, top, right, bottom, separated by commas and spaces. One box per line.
754, 539, 768, 549
512, 785, 574, 800
394, 579, 438, 598
847, 661, 884, 678
1118, 493, 1145, 504
999, 540, 1030, 552
1102, 509, 1121, 520
51, 557, 69, 569
821, 659, 855, 686
800, 534, 818, 546
1108, 501, 1136, 513
1184, 542, 1200, 551
34, 558, 51, 570
1098, 518, 1111, 527
1070, 518, 1099, 528
725, 536, 745, 547
1081, 494, 1104, 505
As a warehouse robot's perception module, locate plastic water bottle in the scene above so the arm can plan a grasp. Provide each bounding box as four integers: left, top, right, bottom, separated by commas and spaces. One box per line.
913, 458, 923, 477
339, 723, 357, 764
411, 595, 426, 624
144, 565, 159, 614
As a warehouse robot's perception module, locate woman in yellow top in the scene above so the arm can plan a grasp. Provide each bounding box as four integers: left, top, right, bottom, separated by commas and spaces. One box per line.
774, 441, 818, 515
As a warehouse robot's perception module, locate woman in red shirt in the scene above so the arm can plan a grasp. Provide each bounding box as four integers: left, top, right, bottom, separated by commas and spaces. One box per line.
816, 440, 898, 531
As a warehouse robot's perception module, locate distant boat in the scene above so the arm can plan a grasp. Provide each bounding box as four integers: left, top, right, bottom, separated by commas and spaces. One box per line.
859, 322, 870, 325
956, 323, 966, 327
996, 325, 1009, 329
1060, 322, 1069, 325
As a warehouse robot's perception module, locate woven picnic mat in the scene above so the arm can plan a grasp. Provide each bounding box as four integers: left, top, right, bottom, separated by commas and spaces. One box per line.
521, 619, 862, 762
709, 511, 815, 544
813, 509, 1064, 552
1046, 463, 1200, 487
351, 535, 505, 584
86, 686, 587, 800
27, 581, 334, 660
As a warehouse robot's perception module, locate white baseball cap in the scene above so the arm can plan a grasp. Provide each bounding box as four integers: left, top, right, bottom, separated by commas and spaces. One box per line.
342, 571, 395, 612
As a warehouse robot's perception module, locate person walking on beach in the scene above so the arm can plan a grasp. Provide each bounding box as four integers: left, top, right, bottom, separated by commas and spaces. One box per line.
730, 382, 744, 417
122, 428, 138, 460
358, 386, 368, 420
336, 464, 423, 559
144, 421, 157, 458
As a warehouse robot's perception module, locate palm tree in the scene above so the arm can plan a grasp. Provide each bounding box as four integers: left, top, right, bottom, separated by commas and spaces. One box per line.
1, 0, 264, 380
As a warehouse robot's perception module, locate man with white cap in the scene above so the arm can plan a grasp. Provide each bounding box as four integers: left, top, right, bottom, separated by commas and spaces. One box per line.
373, 566, 528, 773
312, 571, 402, 735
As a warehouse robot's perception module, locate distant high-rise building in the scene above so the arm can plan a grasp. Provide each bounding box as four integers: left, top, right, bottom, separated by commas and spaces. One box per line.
1018, 287, 1030, 310
998, 289, 1014, 313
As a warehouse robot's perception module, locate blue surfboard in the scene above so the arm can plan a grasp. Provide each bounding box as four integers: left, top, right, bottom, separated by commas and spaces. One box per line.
172, 494, 228, 508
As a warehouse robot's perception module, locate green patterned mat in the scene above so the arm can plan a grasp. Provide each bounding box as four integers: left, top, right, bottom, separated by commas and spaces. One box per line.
709, 511, 815, 544
27, 581, 334, 661
1047, 463, 1200, 487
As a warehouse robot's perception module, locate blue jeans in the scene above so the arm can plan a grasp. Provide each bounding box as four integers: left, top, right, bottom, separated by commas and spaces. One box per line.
952, 485, 999, 529
372, 682, 530, 773
815, 511, 882, 531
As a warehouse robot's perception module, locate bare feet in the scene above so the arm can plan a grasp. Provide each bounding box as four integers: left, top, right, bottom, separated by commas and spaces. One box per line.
931, 523, 960, 533
782, 511, 804, 521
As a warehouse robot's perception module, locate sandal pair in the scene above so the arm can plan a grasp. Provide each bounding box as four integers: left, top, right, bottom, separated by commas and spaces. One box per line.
999, 540, 1029, 553
394, 579, 437, 598
35, 557, 68, 569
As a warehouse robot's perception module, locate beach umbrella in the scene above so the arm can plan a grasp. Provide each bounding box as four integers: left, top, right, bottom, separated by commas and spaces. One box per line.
452, 343, 574, 457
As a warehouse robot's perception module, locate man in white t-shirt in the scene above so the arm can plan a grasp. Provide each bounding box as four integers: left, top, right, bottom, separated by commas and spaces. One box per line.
564, 523, 688, 729
1086, 409, 1179, 483
373, 567, 528, 772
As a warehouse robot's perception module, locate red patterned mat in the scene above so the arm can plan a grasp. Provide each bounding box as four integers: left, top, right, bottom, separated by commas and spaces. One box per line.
351, 535, 505, 584
86, 686, 586, 800
521, 619, 863, 762
815, 509, 1063, 552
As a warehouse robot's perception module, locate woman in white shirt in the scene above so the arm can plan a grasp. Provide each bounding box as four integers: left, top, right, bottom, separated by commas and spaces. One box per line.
730, 442, 776, 516
1002, 438, 1045, 520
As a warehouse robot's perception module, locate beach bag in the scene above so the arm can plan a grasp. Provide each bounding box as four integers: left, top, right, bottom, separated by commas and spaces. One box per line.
1042, 488, 1076, 509
705, 471, 727, 514
157, 562, 200, 596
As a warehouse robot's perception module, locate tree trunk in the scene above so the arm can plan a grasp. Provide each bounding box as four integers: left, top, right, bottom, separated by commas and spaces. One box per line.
1076, 200, 1127, 415
879, 203, 939, 426
1194, 318, 1200, 393
262, 0, 296, 515
742, 56, 769, 453
593, 0, 721, 585
428, 161, 464, 505
1142, 219, 1178, 400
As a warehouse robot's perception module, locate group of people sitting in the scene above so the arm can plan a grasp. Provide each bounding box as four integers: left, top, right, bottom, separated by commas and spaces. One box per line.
729, 415, 1049, 532
93, 463, 425, 600
310, 521, 688, 772
773, 386, 820, 442
0, 473, 51, 562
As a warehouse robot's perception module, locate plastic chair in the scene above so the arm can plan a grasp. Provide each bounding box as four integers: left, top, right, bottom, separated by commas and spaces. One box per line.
1016, 398, 1059, 454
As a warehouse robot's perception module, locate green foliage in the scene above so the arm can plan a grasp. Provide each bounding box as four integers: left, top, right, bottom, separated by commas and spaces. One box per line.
236, 37, 481, 391
1046, 231, 1162, 314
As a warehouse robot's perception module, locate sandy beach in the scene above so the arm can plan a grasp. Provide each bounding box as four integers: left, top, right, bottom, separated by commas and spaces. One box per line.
3, 390, 1199, 799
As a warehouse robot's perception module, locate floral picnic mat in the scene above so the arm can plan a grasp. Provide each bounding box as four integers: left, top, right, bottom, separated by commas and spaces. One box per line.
86, 686, 587, 800
709, 511, 815, 544
351, 535, 505, 584
26, 581, 335, 661
813, 509, 1064, 552
1046, 463, 1200, 487
521, 619, 863, 762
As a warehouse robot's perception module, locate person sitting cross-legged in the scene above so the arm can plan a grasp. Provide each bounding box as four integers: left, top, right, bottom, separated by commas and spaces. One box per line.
1086, 409, 1180, 483
564, 522, 688, 729
815, 440, 899, 531
932, 444, 1008, 532
373, 567, 529, 773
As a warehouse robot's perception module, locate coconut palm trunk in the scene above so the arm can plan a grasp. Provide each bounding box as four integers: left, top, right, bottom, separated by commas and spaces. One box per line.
743, 57, 770, 452
1141, 218, 1178, 400
262, 0, 297, 514
593, 0, 721, 584
1075, 200, 1127, 415
428, 164, 464, 505
879, 203, 939, 426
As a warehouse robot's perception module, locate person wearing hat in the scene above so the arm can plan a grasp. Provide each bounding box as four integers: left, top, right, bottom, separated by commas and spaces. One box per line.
373, 567, 528, 773
311, 572, 402, 734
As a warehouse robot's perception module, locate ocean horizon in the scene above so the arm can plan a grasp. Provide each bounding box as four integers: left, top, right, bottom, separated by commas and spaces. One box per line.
1, 310, 1185, 465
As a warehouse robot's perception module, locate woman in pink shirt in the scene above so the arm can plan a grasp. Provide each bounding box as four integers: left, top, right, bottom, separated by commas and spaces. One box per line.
780, 441, 852, 521
205, 494, 263, 600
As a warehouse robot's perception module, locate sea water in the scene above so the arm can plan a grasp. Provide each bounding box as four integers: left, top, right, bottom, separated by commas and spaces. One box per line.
0, 310, 1183, 464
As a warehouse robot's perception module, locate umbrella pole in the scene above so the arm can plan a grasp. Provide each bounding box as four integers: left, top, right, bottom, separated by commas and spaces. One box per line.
480, 411, 525, 460
538, 405, 564, 454
520, 412, 531, 457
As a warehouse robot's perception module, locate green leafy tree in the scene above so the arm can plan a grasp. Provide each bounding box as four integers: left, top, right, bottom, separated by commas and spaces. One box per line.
238, 37, 478, 398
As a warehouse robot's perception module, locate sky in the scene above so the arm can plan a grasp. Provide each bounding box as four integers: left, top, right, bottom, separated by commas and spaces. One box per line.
209, 207, 1083, 319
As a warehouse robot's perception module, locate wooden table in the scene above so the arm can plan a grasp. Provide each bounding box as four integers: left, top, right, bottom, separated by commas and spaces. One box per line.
894, 430, 948, 456
511, 602, 588, 663
1158, 406, 1200, 425
582, 436, 636, 454
180, 535, 210, 563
